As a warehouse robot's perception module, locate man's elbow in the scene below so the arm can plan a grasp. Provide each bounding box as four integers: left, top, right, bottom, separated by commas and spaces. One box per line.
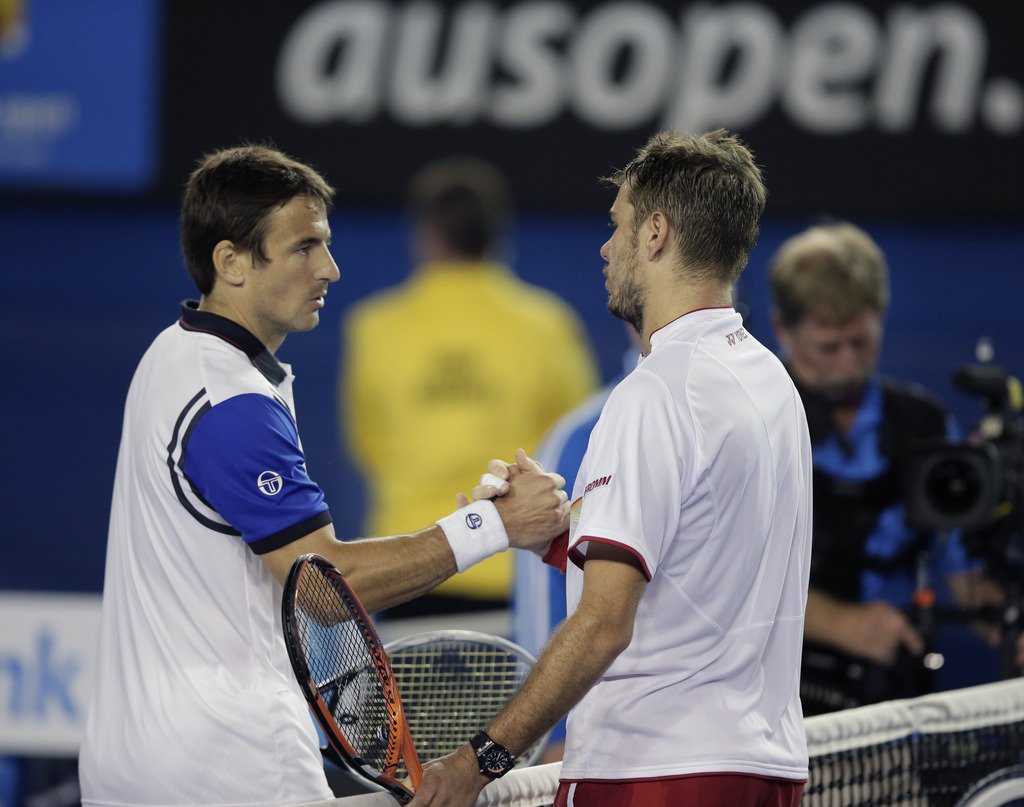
579, 610, 634, 661
605, 626, 634, 659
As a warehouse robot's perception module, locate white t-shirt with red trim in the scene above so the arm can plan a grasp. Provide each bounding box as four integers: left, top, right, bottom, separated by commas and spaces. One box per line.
560, 307, 812, 783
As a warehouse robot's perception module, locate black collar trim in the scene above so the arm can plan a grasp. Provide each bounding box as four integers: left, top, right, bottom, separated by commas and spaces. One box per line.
178, 300, 287, 386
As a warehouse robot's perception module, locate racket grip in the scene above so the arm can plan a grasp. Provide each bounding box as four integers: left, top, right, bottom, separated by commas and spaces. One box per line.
402, 721, 424, 789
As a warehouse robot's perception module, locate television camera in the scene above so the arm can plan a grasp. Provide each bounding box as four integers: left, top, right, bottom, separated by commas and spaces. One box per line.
904, 362, 1024, 677
905, 363, 1023, 541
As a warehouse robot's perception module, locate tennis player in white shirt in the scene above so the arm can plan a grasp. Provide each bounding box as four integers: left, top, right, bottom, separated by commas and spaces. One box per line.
78, 144, 569, 807
411, 129, 813, 807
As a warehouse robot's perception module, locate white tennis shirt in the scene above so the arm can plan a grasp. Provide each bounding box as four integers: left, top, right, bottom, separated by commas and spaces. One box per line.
79, 303, 335, 807
560, 308, 812, 783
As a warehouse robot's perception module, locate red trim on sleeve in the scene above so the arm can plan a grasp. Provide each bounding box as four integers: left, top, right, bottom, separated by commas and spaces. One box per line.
542, 530, 569, 573
568, 536, 652, 581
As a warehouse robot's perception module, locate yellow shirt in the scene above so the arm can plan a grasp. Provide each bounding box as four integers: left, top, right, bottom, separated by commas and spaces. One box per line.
340, 261, 599, 600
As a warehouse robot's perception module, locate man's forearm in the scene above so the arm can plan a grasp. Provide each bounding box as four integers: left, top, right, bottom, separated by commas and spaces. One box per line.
322, 527, 460, 614
804, 586, 924, 664
486, 549, 646, 756
488, 600, 623, 756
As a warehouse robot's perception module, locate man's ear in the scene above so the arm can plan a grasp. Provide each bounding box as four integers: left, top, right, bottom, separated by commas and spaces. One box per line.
212, 240, 247, 287
646, 211, 672, 262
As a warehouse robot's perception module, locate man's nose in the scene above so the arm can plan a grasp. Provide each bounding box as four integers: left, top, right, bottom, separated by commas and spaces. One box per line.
835, 344, 862, 376
321, 248, 340, 282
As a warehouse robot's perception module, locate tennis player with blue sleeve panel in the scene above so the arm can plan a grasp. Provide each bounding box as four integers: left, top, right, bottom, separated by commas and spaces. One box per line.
411, 130, 813, 807
77, 144, 569, 807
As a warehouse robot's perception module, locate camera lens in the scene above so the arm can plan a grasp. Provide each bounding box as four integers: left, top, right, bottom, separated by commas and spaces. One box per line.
924, 458, 983, 517
906, 442, 1001, 531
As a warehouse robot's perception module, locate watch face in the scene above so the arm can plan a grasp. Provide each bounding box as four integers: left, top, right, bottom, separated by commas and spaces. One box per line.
481, 746, 514, 776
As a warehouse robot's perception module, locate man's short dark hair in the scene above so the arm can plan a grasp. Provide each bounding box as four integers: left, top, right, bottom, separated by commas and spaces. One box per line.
181, 144, 335, 295
604, 129, 766, 285
407, 157, 511, 260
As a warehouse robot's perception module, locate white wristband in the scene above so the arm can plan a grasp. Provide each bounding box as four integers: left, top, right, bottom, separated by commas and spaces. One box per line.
437, 499, 509, 573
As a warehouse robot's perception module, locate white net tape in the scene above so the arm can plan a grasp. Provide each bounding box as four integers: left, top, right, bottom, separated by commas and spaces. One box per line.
296, 761, 561, 807
301, 678, 1024, 807
803, 677, 1024, 755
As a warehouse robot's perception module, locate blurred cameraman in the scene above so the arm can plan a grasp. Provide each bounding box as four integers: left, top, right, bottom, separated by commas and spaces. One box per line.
769, 222, 1001, 715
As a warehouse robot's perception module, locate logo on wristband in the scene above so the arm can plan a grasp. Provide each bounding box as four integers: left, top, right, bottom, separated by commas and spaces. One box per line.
466, 513, 483, 529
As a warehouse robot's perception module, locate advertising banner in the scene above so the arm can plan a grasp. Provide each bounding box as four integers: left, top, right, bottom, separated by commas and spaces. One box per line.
161, 0, 1024, 216
0, 593, 101, 755
0, 0, 160, 192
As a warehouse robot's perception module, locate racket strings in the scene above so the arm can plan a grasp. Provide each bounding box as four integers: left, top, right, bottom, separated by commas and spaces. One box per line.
294, 565, 399, 772
388, 640, 533, 779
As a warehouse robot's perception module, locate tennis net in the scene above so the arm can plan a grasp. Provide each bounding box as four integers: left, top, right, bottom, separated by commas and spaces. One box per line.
318, 678, 1024, 807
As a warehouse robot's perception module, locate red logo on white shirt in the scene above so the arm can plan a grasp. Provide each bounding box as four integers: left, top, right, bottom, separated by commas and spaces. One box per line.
583, 475, 612, 495
725, 327, 749, 346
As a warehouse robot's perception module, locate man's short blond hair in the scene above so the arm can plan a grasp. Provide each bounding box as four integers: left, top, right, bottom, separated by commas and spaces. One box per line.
769, 222, 890, 328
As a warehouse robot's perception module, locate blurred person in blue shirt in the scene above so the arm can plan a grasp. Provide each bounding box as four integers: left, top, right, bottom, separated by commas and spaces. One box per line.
768, 222, 1002, 714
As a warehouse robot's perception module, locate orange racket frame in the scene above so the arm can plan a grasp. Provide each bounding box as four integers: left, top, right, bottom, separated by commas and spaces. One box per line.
282, 553, 423, 803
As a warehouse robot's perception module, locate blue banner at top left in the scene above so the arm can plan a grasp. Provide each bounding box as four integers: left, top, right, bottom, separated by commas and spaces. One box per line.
0, 0, 160, 192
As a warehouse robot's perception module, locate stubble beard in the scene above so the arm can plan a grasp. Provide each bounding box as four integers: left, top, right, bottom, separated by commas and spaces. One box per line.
608, 283, 645, 337
606, 241, 645, 336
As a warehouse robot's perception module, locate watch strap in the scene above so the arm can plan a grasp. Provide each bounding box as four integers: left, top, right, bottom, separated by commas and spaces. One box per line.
470, 730, 516, 779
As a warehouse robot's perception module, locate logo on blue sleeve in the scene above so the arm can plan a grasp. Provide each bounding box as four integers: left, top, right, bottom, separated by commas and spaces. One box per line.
257, 471, 283, 496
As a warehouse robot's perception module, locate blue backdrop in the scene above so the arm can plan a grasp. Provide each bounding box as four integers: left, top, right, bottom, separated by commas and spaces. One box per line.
3, 197, 1021, 588
1, 197, 1020, 687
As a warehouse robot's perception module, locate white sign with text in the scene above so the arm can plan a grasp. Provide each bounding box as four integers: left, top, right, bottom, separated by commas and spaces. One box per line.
0, 592, 101, 755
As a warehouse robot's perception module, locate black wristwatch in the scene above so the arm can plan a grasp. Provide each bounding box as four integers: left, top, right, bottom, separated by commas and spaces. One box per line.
470, 730, 516, 779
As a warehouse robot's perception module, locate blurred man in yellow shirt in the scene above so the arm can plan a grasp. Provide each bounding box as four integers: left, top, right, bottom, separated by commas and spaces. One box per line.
339, 156, 599, 614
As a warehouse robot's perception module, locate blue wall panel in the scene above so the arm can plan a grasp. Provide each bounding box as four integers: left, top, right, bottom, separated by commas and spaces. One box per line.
2, 199, 1020, 695
3, 199, 1021, 595
0, 0, 160, 191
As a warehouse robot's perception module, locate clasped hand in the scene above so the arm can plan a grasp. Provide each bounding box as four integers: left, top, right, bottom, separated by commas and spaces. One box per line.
457, 448, 569, 552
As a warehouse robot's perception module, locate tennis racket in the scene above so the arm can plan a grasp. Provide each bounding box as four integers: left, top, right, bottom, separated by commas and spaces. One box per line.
385, 630, 550, 776
282, 553, 422, 803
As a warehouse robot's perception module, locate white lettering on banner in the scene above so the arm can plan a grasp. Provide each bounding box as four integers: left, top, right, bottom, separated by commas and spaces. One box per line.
0, 593, 101, 755
392, 1, 496, 124
0, 94, 78, 139
784, 3, 880, 133
667, 4, 781, 135
275, 0, 1023, 135
570, 2, 674, 129
491, 1, 574, 128
276, 0, 389, 123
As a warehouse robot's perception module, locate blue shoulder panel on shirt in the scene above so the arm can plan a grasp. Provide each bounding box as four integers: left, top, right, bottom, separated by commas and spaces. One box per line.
182, 393, 329, 546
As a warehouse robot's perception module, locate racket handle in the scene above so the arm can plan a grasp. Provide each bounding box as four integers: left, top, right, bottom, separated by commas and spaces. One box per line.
403, 720, 424, 788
